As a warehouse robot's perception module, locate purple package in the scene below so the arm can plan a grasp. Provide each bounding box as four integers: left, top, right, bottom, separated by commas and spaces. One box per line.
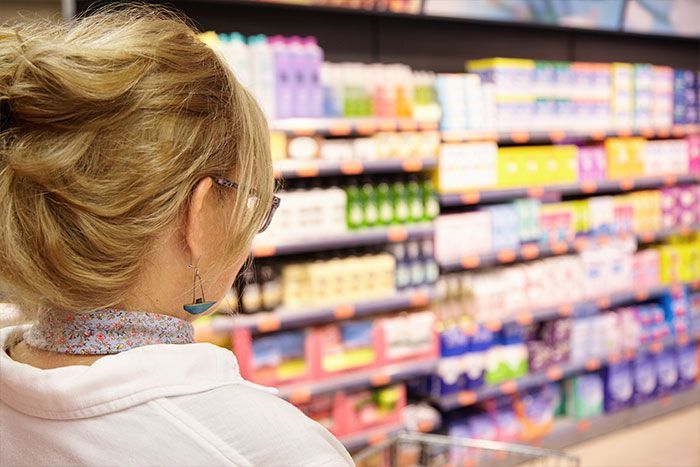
677, 344, 699, 389
655, 347, 680, 396
688, 135, 700, 173
604, 360, 633, 413
527, 340, 550, 373
550, 342, 571, 365
302, 37, 324, 118
541, 319, 572, 346
633, 352, 658, 405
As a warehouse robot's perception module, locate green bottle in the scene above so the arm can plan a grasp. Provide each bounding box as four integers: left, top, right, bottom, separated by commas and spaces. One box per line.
422, 178, 440, 221
345, 179, 364, 230
391, 178, 409, 225
406, 176, 424, 223
360, 178, 379, 227
376, 179, 394, 226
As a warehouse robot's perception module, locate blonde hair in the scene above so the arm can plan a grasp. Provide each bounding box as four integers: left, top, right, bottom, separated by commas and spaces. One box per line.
0, 5, 273, 316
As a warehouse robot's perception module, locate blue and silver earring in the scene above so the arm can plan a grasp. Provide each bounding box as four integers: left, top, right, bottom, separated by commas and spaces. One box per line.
183, 264, 216, 315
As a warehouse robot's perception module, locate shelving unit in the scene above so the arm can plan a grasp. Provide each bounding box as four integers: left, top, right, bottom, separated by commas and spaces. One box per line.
439, 173, 700, 207
271, 117, 439, 136
439, 226, 699, 273
273, 157, 436, 179
433, 330, 699, 411
215, 286, 435, 333
253, 223, 434, 257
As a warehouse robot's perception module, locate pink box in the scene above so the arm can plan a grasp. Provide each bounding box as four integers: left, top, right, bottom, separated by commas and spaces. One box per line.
688, 135, 700, 173
578, 145, 607, 181
337, 385, 406, 437
633, 249, 660, 290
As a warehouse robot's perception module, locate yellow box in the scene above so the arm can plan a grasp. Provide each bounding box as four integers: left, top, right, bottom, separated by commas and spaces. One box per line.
605, 137, 646, 179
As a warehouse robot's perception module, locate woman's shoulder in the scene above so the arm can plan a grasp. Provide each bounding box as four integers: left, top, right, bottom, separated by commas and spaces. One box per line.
166, 382, 355, 467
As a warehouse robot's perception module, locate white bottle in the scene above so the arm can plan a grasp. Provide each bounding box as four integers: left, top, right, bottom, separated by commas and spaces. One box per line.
227, 32, 251, 90
249, 34, 276, 119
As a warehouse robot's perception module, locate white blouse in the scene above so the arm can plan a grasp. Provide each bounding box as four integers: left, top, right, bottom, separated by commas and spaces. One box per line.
0, 326, 354, 467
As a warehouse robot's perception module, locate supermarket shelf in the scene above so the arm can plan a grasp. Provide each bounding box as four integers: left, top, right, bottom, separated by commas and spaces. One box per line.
441, 124, 700, 144
542, 385, 700, 451
439, 226, 699, 273
433, 328, 699, 411
217, 286, 436, 333
270, 117, 439, 137
439, 173, 700, 207
273, 157, 436, 179
341, 423, 405, 453
253, 223, 434, 258
278, 358, 439, 403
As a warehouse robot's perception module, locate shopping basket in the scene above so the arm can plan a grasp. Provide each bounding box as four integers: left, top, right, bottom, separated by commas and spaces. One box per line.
354, 431, 580, 467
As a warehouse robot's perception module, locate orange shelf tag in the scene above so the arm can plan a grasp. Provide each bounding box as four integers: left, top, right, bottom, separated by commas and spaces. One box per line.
659, 395, 672, 407
657, 128, 670, 138
677, 334, 690, 346
401, 158, 423, 172
485, 320, 503, 332
257, 314, 281, 333
399, 120, 418, 131
577, 420, 592, 432
650, 341, 663, 354
410, 291, 430, 307
590, 131, 606, 141
671, 126, 684, 138
608, 352, 621, 365
333, 304, 356, 320
559, 304, 574, 317
288, 388, 312, 405
252, 244, 277, 258
581, 180, 598, 194
521, 244, 540, 260
597, 297, 611, 309
547, 366, 564, 381
500, 380, 518, 395
640, 128, 655, 138
293, 127, 316, 136
296, 164, 320, 178
550, 241, 569, 255
497, 249, 517, 263
640, 231, 656, 243
369, 431, 388, 446
516, 312, 534, 326
511, 131, 530, 143
356, 121, 378, 135
549, 130, 566, 142
461, 256, 481, 269
418, 420, 435, 433
387, 226, 409, 243
574, 237, 589, 251
624, 349, 636, 361
457, 391, 478, 406
619, 179, 634, 191
370, 372, 391, 387
585, 358, 601, 371
635, 289, 650, 301
617, 128, 632, 137
329, 121, 352, 136
340, 160, 364, 175
527, 186, 545, 198
418, 121, 439, 131
460, 191, 481, 205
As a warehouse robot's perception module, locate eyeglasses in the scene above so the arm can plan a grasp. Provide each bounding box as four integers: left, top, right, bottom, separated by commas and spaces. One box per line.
211, 176, 280, 233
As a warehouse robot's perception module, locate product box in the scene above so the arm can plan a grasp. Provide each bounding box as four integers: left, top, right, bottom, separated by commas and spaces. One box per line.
677, 344, 699, 389
688, 135, 700, 173
377, 311, 438, 364
633, 64, 653, 130
487, 204, 520, 251
655, 347, 680, 396
603, 361, 634, 413
239, 329, 312, 386
435, 211, 492, 263
514, 199, 542, 243
566, 373, 604, 419
339, 384, 406, 436
436, 142, 498, 193
295, 393, 341, 436
652, 66, 674, 129
313, 321, 377, 377
514, 384, 557, 440
611, 63, 634, 130
605, 137, 646, 179
578, 145, 607, 181
633, 352, 658, 405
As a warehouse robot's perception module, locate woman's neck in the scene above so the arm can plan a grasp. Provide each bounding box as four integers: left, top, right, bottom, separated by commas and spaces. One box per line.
10, 340, 103, 369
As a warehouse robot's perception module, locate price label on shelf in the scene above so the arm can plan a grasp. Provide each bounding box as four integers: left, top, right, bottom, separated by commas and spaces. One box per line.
510, 131, 530, 143
333, 304, 356, 320
370, 372, 391, 387
356, 120, 378, 135
546, 366, 564, 381
558, 304, 574, 317
657, 128, 670, 138
520, 243, 540, 260
457, 391, 478, 406
590, 130, 606, 141
340, 160, 364, 175
379, 119, 397, 132
640, 128, 655, 138
619, 179, 635, 191
550, 241, 569, 255
635, 289, 650, 301
581, 181, 597, 194
671, 125, 685, 138
527, 186, 545, 198
460, 191, 481, 205
398, 119, 418, 131
409, 290, 430, 307
596, 297, 611, 309
288, 388, 312, 405
252, 244, 277, 258
585, 358, 601, 371
257, 313, 282, 333
401, 158, 424, 172
329, 121, 352, 136
500, 380, 518, 395
461, 255, 481, 269
296, 163, 320, 178
516, 312, 534, 326
549, 130, 566, 142
485, 320, 503, 332
386, 226, 409, 243
497, 249, 517, 264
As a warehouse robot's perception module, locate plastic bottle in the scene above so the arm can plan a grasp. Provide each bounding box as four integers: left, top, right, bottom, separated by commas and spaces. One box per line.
391, 178, 409, 225
288, 36, 307, 118
345, 179, 364, 230
388, 243, 411, 290
421, 239, 439, 284
407, 241, 425, 287
422, 178, 440, 221
240, 269, 262, 314
227, 32, 251, 89
406, 175, 424, 223
376, 178, 394, 226
260, 265, 282, 311
269, 35, 294, 119
303, 37, 324, 118
249, 34, 276, 119
360, 177, 379, 227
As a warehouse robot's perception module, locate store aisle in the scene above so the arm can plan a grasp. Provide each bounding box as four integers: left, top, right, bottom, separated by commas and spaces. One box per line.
567, 405, 700, 467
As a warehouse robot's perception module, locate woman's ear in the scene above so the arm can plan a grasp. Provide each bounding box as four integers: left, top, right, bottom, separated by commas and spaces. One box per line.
185, 177, 214, 264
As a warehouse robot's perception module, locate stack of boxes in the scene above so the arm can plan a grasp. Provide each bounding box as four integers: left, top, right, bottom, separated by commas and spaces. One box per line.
673, 70, 699, 125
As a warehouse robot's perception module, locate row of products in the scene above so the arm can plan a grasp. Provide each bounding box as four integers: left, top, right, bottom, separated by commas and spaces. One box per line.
434, 187, 700, 263
254, 176, 439, 246
272, 131, 440, 162
436, 136, 700, 194
439, 58, 699, 132
233, 310, 436, 386
297, 384, 407, 440
233, 241, 437, 312
271, 0, 422, 14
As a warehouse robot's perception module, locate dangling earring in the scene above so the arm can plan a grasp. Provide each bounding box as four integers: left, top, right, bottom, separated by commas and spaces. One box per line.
183, 263, 216, 315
